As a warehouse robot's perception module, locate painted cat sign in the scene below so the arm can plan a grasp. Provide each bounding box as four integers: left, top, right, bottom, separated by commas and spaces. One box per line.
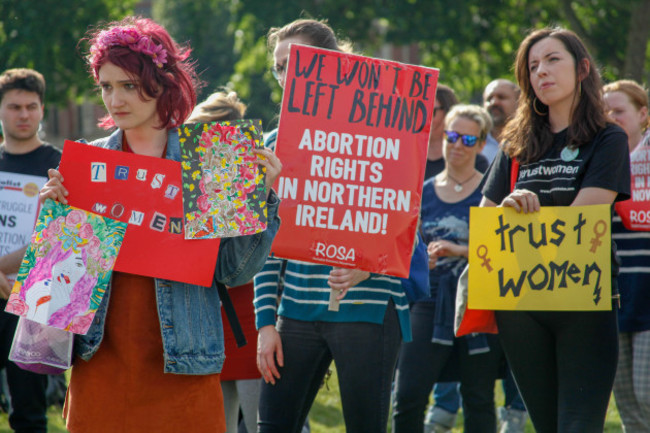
271, 44, 439, 278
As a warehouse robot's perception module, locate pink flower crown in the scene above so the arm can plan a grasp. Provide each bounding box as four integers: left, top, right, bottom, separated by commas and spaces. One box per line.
90, 26, 168, 68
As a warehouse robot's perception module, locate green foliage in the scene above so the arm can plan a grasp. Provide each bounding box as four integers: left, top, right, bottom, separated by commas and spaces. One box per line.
152, 0, 237, 103
0, 0, 136, 106
220, 0, 648, 125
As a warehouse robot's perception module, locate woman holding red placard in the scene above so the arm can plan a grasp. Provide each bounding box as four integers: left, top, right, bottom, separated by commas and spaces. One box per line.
480, 27, 630, 432
254, 19, 413, 433
604, 79, 650, 431
39, 16, 281, 433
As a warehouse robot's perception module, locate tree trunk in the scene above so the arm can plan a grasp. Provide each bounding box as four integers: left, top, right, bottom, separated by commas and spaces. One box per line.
623, 0, 650, 81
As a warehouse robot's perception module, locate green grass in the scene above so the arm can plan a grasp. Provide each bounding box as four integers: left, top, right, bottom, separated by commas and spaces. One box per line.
0, 365, 624, 432
308, 364, 624, 433
0, 406, 68, 433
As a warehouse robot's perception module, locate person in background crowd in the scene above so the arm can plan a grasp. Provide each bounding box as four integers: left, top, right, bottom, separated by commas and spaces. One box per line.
480, 26, 630, 432
425, 85, 488, 180
482, 77, 528, 433
482, 79, 520, 162
604, 79, 650, 432
0, 67, 60, 433
423, 84, 494, 433
40, 17, 281, 433
254, 18, 411, 433
393, 104, 502, 433
188, 90, 263, 433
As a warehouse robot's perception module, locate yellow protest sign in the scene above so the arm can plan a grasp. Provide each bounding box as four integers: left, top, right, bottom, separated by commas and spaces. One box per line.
468, 205, 611, 311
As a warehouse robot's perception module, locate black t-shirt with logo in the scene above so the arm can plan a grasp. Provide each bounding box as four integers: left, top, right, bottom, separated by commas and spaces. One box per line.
0, 143, 61, 310
483, 123, 630, 206
482, 123, 630, 277
0, 143, 61, 177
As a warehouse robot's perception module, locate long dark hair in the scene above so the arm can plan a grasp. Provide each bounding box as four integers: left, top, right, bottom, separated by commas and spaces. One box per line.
502, 27, 608, 164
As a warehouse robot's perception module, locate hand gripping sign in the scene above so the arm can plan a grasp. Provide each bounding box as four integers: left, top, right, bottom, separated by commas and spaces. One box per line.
271, 44, 439, 278
468, 205, 612, 311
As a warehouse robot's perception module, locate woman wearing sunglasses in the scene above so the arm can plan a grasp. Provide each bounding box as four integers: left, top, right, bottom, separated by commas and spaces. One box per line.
393, 104, 502, 433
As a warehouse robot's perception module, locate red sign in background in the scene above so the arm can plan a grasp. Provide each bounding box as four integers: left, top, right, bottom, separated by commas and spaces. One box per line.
616, 145, 650, 230
271, 45, 438, 277
59, 140, 220, 286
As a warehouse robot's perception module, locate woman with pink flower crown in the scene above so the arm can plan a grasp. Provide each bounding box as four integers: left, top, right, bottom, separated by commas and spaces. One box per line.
38, 16, 282, 433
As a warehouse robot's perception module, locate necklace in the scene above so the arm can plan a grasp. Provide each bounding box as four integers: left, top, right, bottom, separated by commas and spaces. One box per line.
446, 171, 477, 192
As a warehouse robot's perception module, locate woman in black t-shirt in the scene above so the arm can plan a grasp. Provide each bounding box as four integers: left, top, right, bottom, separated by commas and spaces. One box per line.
480, 27, 630, 432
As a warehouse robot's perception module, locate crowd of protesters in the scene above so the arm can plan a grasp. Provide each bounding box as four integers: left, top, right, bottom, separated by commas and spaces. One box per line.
0, 12, 646, 433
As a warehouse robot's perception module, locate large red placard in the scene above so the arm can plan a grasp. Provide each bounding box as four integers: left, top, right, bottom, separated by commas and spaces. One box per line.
59, 140, 220, 286
271, 45, 438, 277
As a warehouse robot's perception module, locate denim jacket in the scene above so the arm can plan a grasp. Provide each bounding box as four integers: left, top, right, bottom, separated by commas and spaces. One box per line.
74, 128, 280, 375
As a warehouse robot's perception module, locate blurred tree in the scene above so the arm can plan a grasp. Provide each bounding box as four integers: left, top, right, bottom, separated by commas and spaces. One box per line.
0, 0, 136, 105
152, 0, 237, 103
228, 1, 392, 130
228, 0, 649, 125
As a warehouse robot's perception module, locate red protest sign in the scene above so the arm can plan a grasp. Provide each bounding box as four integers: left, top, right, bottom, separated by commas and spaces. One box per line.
271, 45, 438, 277
58, 140, 220, 286
616, 145, 650, 230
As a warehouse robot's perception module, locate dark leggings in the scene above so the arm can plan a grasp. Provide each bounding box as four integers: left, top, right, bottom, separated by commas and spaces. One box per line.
495, 308, 618, 433
392, 302, 502, 433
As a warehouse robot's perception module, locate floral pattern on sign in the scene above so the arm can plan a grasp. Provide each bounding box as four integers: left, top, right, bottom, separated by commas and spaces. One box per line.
6, 199, 127, 334
179, 120, 267, 239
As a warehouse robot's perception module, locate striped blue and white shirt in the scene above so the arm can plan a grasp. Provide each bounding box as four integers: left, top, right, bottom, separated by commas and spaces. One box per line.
613, 214, 650, 333
254, 258, 412, 341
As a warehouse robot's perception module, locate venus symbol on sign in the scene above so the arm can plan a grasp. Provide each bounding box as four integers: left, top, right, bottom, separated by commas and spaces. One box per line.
589, 220, 607, 253
476, 244, 493, 272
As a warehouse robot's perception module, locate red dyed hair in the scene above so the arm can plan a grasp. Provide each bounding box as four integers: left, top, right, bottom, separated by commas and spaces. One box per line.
84, 16, 200, 130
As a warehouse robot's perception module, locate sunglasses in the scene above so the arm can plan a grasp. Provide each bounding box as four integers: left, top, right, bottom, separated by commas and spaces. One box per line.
444, 130, 479, 147
271, 64, 286, 80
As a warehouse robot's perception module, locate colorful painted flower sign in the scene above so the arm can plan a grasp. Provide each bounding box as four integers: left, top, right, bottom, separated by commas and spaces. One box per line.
179, 120, 267, 239
6, 199, 126, 334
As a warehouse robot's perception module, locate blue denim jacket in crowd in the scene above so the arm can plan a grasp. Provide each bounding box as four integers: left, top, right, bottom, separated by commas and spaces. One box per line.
73, 128, 280, 375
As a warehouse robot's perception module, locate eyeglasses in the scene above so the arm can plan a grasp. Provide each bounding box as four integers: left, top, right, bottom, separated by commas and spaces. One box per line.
444, 130, 479, 147
271, 64, 286, 80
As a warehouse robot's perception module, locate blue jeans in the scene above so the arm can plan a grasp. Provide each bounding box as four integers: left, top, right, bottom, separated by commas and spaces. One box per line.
433, 382, 461, 413
392, 302, 501, 433
257, 301, 401, 433
502, 367, 525, 411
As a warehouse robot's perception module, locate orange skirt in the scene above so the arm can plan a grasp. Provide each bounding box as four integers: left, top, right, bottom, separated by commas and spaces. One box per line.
64, 272, 225, 433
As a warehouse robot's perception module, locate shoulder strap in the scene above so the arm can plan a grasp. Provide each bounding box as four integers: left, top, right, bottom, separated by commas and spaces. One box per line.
510, 159, 519, 192
215, 278, 247, 348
